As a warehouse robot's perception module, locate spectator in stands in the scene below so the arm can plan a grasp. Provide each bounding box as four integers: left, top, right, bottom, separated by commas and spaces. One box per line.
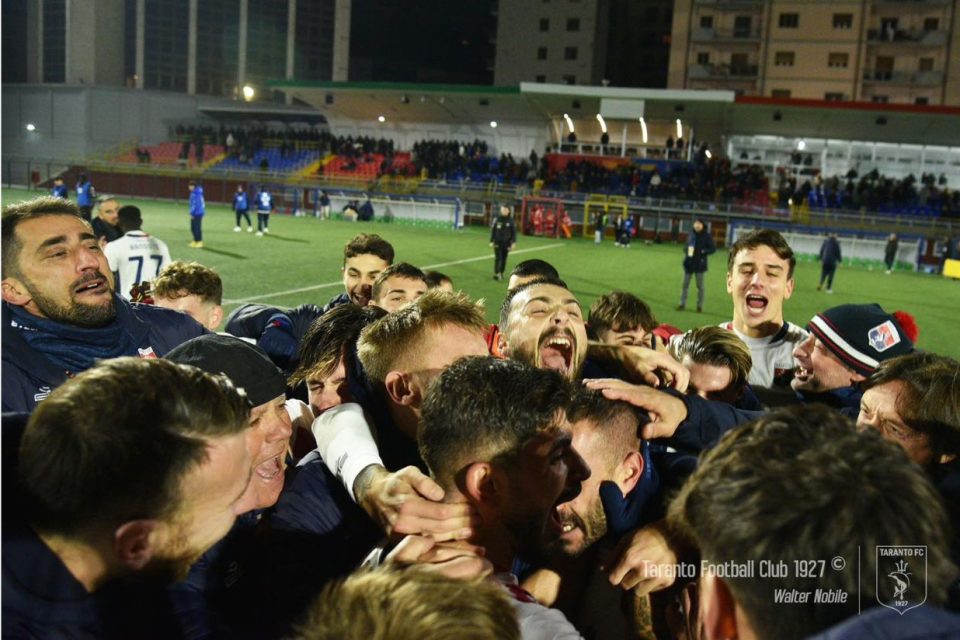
668, 404, 958, 640
104, 206, 171, 301
323, 233, 395, 311
297, 566, 520, 640
188, 180, 205, 248
3, 357, 252, 638
254, 184, 273, 236
669, 326, 761, 409
424, 270, 454, 292
75, 173, 96, 221
91, 196, 122, 245
369, 263, 428, 313
152, 261, 224, 331
817, 232, 842, 293
676, 219, 715, 313
233, 184, 253, 233
1, 197, 205, 413
722, 229, 807, 390
490, 203, 517, 281
884, 233, 899, 274
51, 177, 68, 199
418, 356, 589, 637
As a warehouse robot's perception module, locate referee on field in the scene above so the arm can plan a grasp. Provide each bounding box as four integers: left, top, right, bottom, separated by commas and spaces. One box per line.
490, 202, 516, 281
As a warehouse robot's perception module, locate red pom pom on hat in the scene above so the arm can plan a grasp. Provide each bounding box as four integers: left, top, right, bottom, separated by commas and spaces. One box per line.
892, 310, 919, 344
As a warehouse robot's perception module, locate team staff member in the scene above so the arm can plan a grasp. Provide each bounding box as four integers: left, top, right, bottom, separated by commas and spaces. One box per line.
490, 203, 517, 281
75, 173, 96, 221
255, 185, 273, 236
188, 180, 205, 248
676, 219, 715, 313
233, 185, 253, 233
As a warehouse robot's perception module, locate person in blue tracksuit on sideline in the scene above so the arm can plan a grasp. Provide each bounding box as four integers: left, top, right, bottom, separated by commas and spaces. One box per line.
76, 173, 96, 221
255, 185, 273, 236
188, 180, 205, 248
233, 184, 253, 233
51, 177, 68, 199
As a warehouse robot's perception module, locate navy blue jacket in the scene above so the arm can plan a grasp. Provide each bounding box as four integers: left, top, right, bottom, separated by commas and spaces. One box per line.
223, 303, 323, 374
1, 298, 206, 413
321, 292, 351, 315
819, 237, 842, 268
233, 191, 249, 212
682, 229, 716, 273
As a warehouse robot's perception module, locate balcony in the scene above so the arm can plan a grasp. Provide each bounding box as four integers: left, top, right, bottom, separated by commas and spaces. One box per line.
861, 69, 944, 85
866, 29, 949, 46
694, 0, 763, 9
689, 63, 759, 80
691, 27, 763, 42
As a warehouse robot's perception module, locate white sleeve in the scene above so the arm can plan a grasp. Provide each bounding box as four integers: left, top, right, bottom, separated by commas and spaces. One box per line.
311, 402, 384, 502
105, 243, 119, 272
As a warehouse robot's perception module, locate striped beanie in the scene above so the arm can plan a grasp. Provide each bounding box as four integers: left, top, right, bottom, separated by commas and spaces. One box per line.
807, 304, 916, 377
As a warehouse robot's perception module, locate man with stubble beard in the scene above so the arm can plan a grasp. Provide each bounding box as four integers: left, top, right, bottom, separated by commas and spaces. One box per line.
1, 197, 206, 412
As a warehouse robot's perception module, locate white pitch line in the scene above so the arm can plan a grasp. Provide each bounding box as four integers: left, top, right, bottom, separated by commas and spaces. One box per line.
222, 243, 566, 305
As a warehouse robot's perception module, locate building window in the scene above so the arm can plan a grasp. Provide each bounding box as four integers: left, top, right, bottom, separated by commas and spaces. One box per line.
825, 92, 845, 101
828, 53, 849, 68
923, 17, 939, 31
919, 57, 934, 72
915, 96, 929, 105
537, 47, 548, 60
833, 13, 853, 29
646, 7, 659, 22
871, 95, 889, 103
779, 13, 799, 28
566, 17, 580, 31
564, 46, 578, 60
535, 74, 546, 82
734, 15, 752, 38
700, 15, 713, 29
562, 74, 576, 85
697, 52, 710, 65
771, 89, 791, 98
774, 51, 795, 66
539, 18, 549, 31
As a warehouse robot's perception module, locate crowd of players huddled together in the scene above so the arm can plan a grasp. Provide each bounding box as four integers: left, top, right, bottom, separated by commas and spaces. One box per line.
3, 194, 960, 639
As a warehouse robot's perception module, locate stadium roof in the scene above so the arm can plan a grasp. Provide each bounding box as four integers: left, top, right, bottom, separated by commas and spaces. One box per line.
269, 80, 960, 146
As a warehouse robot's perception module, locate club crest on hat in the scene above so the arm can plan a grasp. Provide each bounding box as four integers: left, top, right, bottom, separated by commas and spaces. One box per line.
868, 321, 901, 353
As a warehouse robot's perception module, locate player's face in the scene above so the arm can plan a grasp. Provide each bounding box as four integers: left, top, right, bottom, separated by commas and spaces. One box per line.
557, 420, 609, 556
235, 395, 292, 513
406, 325, 490, 401
596, 326, 654, 350
857, 381, 936, 467
682, 357, 741, 404
154, 293, 221, 330
2, 215, 116, 326
372, 276, 427, 313
726, 245, 794, 337
342, 254, 390, 306
307, 358, 351, 415
791, 334, 859, 394
501, 419, 590, 563
502, 284, 588, 380
98, 199, 120, 225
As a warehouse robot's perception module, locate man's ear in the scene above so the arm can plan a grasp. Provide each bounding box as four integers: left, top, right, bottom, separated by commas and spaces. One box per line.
784, 276, 795, 300
462, 461, 503, 508
849, 370, 867, 386
725, 271, 734, 295
384, 370, 417, 406
700, 573, 740, 640
1, 278, 31, 307
114, 520, 161, 571
207, 304, 224, 331
618, 449, 643, 495
497, 331, 511, 359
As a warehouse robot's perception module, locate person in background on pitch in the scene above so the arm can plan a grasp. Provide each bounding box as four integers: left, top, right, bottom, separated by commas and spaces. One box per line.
490, 203, 517, 281
255, 184, 273, 236
75, 173, 96, 221
885, 233, 899, 274
676, 219, 715, 313
233, 184, 253, 233
817, 232, 842, 293
188, 180, 205, 249
105, 206, 171, 301
91, 196, 122, 245
51, 177, 68, 199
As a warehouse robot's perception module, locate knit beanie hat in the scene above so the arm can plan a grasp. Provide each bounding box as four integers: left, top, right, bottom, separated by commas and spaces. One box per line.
807, 304, 916, 377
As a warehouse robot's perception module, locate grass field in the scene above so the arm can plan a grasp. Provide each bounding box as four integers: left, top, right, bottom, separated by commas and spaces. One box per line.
3, 186, 959, 360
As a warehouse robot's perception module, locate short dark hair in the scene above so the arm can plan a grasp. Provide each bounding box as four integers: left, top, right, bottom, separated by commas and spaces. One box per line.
498, 277, 570, 329
423, 270, 452, 289
669, 404, 956, 640
862, 352, 960, 460
117, 205, 143, 232
289, 303, 386, 387
567, 389, 643, 471
153, 261, 223, 305
343, 233, 395, 266
419, 357, 572, 488
19, 357, 250, 536
727, 229, 797, 279
510, 259, 559, 282
2, 196, 85, 278
371, 262, 427, 302
588, 291, 658, 337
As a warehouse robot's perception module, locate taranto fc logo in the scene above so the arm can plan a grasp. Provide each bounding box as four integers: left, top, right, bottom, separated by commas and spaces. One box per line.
876, 546, 927, 615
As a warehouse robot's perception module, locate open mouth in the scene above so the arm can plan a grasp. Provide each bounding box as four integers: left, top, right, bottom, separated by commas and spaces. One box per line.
254, 453, 285, 481
794, 365, 812, 382
72, 275, 108, 296
539, 332, 576, 374
745, 294, 768, 315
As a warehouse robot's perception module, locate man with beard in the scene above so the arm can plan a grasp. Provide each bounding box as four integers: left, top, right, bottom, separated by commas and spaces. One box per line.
1, 197, 206, 413
2, 358, 253, 638
418, 356, 590, 638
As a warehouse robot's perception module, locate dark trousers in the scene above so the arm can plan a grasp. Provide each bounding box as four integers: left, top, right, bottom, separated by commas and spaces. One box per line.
680, 271, 705, 308
190, 216, 203, 242
236, 209, 251, 227
494, 244, 510, 275
79, 206, 93, 222
885, 256, 895, 271
819, 264, 837, 288
258, 213, 270, 232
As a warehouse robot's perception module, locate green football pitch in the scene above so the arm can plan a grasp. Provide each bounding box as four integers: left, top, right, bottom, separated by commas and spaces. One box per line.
3, 187, 958, 360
